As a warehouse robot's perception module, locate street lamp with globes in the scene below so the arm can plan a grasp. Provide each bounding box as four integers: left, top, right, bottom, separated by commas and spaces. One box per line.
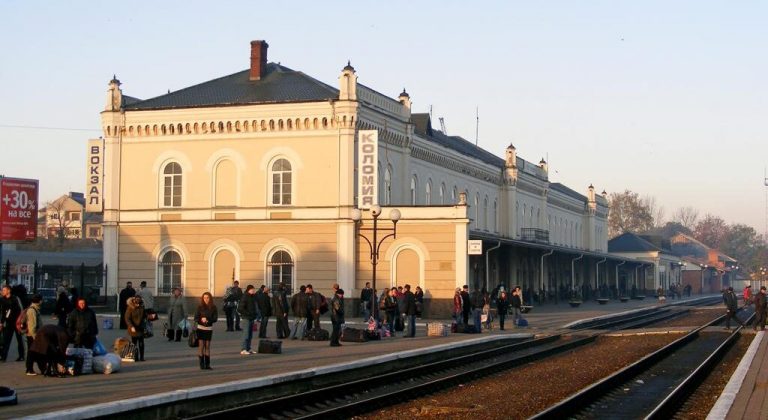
351, 205, 401, 321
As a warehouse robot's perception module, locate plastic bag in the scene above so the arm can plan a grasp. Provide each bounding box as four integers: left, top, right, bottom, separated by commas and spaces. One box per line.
178, 319, 191, 330
92, 338, 108, 356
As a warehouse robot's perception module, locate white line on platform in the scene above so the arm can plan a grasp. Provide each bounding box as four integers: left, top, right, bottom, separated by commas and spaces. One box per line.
706, 331, 763, 420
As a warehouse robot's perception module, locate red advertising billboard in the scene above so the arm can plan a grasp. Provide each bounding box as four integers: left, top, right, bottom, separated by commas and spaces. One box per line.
0, 177, 38, 242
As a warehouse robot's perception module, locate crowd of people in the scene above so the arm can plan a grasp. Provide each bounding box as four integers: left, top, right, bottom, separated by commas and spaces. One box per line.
0, 284, 99, 377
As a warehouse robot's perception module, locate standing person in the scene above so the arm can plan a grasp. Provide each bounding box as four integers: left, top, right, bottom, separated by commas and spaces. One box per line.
403, 284, 417, 337
118, 282, 135, 329
67, 297, 99, 349
54, 291, 72, 329
330, 288, 345, 347
23, 295, 42, 375
511, 286, 523, 327
470, 286, 483, 333
496, 291, 510, 330
305, 284, 321, 330
238, 285, 258, 355
452, 288, 463, 327
124, 296, 146, 361
360, 282, 373, 321
753, 286, 767, 331
223, 280, 243, 332
194, 292, 218, 370
0, 285, 25, 362
743, 284, 752, 307
272, 283, 291, 339
461, 285, 471, 326
382, 288, 399, 335
255, 286, 272, 338
722, 286, 745, 330
290, 285, 308, 340
137, 281, 155, 336
167, 287, 187, 342
414, 286, 425, 318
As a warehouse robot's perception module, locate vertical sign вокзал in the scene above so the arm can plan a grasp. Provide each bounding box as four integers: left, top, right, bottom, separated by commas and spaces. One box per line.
357, 130, 378, 209
86, 138, 104, 213
0, 177, 38, 242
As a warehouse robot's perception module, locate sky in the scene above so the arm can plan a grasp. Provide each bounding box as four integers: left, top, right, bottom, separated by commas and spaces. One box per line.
1, 1, 766, 235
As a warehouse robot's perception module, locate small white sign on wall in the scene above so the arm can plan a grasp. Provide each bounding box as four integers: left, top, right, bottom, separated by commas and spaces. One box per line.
468, 240, 483, 255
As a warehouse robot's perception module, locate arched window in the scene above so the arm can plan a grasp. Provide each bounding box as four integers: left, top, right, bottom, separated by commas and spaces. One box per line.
425, 180, 432, 205
440, 183, 445, 204
384, 166, 392, 205
271, 158, 292, 205
158, 250, 183, 295
267, 250, 294, 293
483, 196, 489, 230
162, 162, 182, 207
452, 186, 457, 203
493, 200, 498, 232
410, 176, 417, 205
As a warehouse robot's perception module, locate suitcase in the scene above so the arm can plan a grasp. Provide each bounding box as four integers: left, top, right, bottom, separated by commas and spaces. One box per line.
305, 328, 330, 341
341, 327, 368, 343
365, 330, 381, 340
516, 318, 528, 327
451, 322, 458, 333
0, 387, 17, 406
460, 324, 477, 334
427, 323, 449, 337
257, 339, 283, 354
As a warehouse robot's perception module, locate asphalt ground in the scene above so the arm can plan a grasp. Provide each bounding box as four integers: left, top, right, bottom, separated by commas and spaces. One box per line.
0, 296, 692, 419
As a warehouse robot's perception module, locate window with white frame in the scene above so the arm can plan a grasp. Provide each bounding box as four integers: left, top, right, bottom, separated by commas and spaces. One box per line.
425, 180, 432, 205
410, 176, 417, 205
267, 250, 294, 293
384, 166, 392, 205
271, 158, 292, 205
440, 183, 445, 204
483, 196, 489, 230
158, 250, 183, 295
162, 162, 182, 207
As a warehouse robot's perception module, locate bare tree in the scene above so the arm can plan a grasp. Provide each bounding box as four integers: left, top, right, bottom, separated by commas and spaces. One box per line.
608, 190, 655, 238
642, 195, 665, 228
672, 206, 699, 230
46, 198, 72, 244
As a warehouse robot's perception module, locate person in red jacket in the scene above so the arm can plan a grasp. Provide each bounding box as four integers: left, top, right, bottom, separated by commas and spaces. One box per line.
743, 285, 753, 307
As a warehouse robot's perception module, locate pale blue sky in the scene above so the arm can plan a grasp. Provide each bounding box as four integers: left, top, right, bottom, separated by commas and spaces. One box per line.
1, 1, 766, 234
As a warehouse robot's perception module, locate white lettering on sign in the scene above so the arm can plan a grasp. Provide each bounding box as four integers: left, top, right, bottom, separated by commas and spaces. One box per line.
86, 139, 104, 212
357, 130, 378, 209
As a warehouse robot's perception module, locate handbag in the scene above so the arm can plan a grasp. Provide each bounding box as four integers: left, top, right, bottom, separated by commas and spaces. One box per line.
187, 329, 199, 348
252, 319, 261, 332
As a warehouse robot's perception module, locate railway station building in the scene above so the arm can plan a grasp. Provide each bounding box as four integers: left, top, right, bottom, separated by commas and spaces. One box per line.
94, 40, 644, 316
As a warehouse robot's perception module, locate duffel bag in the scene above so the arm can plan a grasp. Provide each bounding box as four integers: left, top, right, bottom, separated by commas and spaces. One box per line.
341, 327, 368, 343
305, 327, 330, 341
258, 339, 283, 354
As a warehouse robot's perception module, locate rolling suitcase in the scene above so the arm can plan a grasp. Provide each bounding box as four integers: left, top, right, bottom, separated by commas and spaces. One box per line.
341, 327, 368, 342
257, 339, 283, 354
516, 318, 528, 327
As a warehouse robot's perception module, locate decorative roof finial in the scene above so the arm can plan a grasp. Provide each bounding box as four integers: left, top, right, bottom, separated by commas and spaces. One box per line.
343, 60, 355, 72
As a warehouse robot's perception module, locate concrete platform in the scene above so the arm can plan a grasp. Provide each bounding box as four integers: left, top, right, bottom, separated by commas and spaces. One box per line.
711, 329, 768, 420
0, 296, 705, 419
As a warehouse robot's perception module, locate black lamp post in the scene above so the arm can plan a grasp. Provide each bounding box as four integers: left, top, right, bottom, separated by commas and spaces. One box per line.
351, 205, 401, 321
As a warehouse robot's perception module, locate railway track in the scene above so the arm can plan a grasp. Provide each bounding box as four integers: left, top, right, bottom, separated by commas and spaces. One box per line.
187, 300, 725, 420
531, 306, 755, 420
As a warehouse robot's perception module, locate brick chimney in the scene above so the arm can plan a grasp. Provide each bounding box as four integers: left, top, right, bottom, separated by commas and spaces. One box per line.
250, 40, 269, 81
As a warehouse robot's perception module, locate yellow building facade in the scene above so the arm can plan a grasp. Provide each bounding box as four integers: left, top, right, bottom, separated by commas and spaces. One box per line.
96, 40, 609, 315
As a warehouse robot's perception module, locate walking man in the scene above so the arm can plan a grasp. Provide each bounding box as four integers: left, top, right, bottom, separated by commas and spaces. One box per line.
753, 286, 767, 331
723, 286, 745, 330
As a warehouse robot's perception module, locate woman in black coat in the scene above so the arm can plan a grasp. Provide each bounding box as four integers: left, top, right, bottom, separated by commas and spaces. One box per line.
54, 292, 72, 329
194, 292, 218, 370
496, 291, 510, 330
29, 324, 69, 376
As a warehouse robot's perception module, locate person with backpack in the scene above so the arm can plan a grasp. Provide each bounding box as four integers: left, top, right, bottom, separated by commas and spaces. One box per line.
255, 286, 272, 338
0, 285, 25, 362
23, 295, 42, 375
